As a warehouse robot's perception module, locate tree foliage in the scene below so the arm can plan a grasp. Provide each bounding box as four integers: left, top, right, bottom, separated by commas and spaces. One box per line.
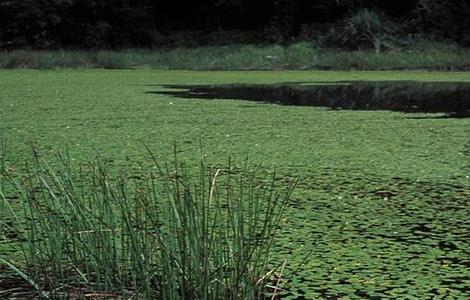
413, 0, 470, 44
0, 0, 468, 49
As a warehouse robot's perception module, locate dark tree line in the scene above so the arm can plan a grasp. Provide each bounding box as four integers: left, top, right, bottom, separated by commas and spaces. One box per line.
0, 0, 469, 49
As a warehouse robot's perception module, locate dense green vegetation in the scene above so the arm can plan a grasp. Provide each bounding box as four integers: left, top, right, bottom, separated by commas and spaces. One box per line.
1, 1, 469, 49
1, 41, 470, 70
3, 1, 468, 72
1, 70, 469, 298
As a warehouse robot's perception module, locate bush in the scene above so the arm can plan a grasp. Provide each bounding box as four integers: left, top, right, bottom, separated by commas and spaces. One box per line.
320, 9, 396, 53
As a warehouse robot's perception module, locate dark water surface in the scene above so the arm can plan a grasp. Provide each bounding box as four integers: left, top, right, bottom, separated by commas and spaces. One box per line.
152, 81, 470, 118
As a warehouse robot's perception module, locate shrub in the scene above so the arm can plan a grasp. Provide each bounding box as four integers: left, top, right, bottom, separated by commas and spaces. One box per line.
320, 9, 396, 53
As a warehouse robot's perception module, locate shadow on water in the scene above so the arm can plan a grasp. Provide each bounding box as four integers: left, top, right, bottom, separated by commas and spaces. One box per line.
148, 81, 470, 118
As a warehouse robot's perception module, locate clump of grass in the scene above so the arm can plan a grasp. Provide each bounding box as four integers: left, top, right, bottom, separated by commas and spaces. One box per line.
0, 146, 295, 299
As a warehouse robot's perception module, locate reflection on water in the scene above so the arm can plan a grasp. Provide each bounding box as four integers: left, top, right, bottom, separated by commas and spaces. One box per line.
151, 81, 470, 118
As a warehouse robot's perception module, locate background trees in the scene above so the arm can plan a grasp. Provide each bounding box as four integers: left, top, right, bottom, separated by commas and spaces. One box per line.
0, 0, 468, 49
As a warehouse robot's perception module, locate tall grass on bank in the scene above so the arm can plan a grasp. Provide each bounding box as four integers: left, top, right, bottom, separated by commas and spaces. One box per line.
0, 147, 296, 299
1, 42, 470, 70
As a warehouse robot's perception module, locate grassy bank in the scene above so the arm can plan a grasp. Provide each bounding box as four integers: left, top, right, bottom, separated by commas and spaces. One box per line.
1, 42, 470, 71
1, 70, 469, 298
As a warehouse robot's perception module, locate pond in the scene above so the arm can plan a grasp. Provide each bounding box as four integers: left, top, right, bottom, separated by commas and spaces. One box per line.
147, 81, 470, 298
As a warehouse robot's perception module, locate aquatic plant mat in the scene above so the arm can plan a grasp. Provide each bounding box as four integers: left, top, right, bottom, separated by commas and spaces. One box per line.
1, 70, 469, 298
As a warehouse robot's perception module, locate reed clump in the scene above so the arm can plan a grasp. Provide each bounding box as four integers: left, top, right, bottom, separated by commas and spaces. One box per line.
0, 147, 296, 299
